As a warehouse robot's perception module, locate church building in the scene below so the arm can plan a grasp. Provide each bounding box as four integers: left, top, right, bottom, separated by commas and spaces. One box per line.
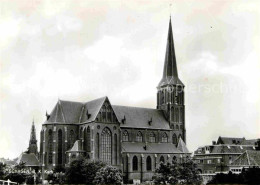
39, 19, 190, 182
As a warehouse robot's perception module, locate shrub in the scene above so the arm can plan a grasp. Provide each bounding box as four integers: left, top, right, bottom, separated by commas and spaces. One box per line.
94, 165, 123, 185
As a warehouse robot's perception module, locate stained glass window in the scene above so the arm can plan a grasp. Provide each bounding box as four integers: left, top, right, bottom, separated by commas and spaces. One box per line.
146, 156, 152, 171
162, 132, 168, 143
133, 156, 138, 171
172, 134, 177, 145
58, 129, 62, 165
149, 132, 156, 142
101, 127, 112, 164
122, 130, 129, 142
48, 129, 53, 164
136, 131, 143, 142
86, 127, 91, 152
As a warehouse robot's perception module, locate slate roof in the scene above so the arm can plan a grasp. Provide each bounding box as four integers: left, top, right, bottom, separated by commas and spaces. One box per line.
194, 145, 256, 155
44, 97, 170, 130
217, 136, 245, 145
45, 97, 107, 124
177, 138, 190, 153
16, 153, 40, 167
241, 139, 258, 146
112, 105, 170, 130
66, 140, 85, 153
158, 18, 184, 87
122, 142, 183, 154
231, 150, 260, 166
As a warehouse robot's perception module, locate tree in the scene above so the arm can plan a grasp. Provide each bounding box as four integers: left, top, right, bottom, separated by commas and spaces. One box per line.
64, 157, 105, 184
152, 157, 202, 185
94, 165, 123, 185
0, 162, 6, 179
65, 157, 86, 184
208, 167, 260, 184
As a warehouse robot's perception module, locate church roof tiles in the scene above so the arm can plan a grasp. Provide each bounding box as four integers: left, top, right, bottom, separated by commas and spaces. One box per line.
44, 97, 169, 130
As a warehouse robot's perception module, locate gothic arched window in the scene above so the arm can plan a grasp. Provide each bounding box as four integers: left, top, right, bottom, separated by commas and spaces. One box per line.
149, 132, 156, 142
160, 156, 165, 163
146, 156, 152, 171
162, 132, 168, 143
58, 129, 63, 165
102, 107, 106, 122
107, 106, 112, 122
114, 134, 117, 164
122, 130, 129, 142
69, 130, 75, 149
176, 108, 179, 122
172, 134, 177, 145
48, 129, 53, 164
172, 156, 177, 163
101, 127, 112, 164
133, 156, 138, 171
176, 125, 179, 130
136, 131, 143, 142
96, 133, 100, 158
86, 127, 91, 152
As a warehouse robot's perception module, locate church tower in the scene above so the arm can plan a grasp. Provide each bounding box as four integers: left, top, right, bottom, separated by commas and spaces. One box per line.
157, 18, 186, 143
28, 120, 38, 155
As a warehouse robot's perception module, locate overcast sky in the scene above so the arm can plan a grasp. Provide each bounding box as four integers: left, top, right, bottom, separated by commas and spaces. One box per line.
0, 0, 259, 159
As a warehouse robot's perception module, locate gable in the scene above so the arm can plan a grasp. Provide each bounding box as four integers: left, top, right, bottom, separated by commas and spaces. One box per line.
95, 98, 119, 123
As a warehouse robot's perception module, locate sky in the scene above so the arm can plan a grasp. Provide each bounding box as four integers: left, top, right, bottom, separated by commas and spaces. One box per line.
0, 0, 259, 159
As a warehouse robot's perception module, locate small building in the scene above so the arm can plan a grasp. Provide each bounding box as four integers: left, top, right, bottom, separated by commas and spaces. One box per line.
229, 150, 260, 174
193, 136, 257, 175
16, 152, 40, 170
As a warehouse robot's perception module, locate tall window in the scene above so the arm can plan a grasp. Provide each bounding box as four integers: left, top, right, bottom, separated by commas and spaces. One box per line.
160, 156, 165, 163
96, 133, 100, 159
114, 134, 117, 165
149, 132, 156, 142
176, 109, 179, 122
176, 125, 179, 130
172, 134, 177, 145
107, 107, 112, 122
79, 127, 83, 139
48, 129, 53, 164
162, 132, 168, 143
133, 156, 138, 171
122, 130, 129, 142
146, 156, 152, 171
68, 130, 75, 149
136, 131, 143, 142
102, 107, 106, 122
86, 127, 91, 152
101, 127, 112, 164
58, 129, 63, 165
83, 128, 87, 151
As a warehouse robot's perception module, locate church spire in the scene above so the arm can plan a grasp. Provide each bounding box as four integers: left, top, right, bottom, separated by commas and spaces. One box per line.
158, 18, 183, 87
28, 119, 38, 155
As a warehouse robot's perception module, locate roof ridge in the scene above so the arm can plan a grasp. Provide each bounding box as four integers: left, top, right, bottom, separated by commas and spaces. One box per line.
112, 105, 157, 110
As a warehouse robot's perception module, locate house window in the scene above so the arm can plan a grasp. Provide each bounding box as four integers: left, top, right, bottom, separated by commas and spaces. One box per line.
136, 131, 143, 142
122, 130, 129, 142
101, 127, 112, 164
149, 132, 156, 142
146, 156, 152, 171
133, 156, 138, 171
162, 132, 168, 143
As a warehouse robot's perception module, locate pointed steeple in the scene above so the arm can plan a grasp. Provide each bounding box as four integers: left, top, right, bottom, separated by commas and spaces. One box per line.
28, 119, 38, 155
158, 18, 183, 87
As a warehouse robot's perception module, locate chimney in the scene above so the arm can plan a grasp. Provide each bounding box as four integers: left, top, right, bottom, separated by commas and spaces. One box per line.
212, 141, 216, 145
